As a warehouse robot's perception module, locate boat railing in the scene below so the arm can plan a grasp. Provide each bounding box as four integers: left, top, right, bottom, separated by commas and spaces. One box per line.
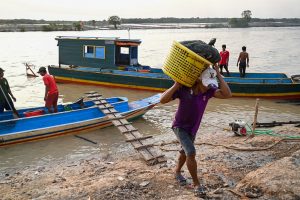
224, 77, 293, 84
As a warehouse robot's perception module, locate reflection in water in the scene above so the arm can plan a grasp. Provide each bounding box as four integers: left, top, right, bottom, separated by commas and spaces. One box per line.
1, 28, 300, 169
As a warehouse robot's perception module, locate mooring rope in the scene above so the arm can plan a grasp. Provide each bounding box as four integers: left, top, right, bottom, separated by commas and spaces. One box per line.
245, 123, 300, 139
156, 139, 300, 152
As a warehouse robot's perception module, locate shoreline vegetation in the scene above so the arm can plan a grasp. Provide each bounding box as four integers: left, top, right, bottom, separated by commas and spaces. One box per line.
1, 18, 300, 32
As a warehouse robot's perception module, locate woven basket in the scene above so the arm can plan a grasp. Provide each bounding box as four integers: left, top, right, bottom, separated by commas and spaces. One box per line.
162, 41, 212, 87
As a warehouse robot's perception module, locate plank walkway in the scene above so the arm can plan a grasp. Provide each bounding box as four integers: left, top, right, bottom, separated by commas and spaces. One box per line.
86, 92, 166, 165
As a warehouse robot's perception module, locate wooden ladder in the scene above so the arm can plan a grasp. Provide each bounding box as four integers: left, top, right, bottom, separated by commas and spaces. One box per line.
86, 91, 166, 165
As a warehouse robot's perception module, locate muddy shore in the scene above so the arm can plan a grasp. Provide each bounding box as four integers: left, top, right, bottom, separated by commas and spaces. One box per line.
1, 123, 300, 200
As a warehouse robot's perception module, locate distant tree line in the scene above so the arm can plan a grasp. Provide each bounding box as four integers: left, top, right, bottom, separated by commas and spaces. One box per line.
121, 17, 229, 24
1, 17, 300, 26
1, 13, 300, 32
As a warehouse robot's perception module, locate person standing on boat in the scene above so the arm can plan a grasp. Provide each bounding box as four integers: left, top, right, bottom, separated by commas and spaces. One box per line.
160, 65, 231, 197
237, 46, 249, 77
219, 44, 230, 76
37, 67, 59, 113
0, 68, 17, 113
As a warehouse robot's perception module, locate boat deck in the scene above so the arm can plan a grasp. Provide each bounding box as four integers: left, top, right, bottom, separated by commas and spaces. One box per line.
70, 67, 170, 79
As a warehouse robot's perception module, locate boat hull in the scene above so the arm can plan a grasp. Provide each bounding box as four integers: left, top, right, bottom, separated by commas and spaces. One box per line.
228, 82, 300, 99
49, 67, 172, 92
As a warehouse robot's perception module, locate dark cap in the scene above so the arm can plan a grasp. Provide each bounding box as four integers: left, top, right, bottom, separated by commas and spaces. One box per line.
37, 67, 47, 73
0, 67, 4, 73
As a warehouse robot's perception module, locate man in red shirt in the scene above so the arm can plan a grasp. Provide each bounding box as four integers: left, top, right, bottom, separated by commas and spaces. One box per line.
37, 67, 59, 113
219, 44, 230, 76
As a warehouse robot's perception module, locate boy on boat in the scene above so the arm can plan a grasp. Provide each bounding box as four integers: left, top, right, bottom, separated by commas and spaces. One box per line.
37, 67, 59, 113
237, 46, 249, 77
0, 67, 17, 113
160, 65, 231, 197
219, 44, 230, 76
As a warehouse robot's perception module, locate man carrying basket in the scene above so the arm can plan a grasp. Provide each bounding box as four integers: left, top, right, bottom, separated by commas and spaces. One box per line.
160, 64, 231, 197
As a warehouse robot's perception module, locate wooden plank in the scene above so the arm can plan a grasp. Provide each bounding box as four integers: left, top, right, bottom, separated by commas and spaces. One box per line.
120, 119, 129, 124
98, 105, 114, 109
86, 91, 97, 93
120, 128, 138, 134
87, 92, 166, 165
112, 120, 123, 126
87, 94, 102, 98
95, 102, 109, 106
115, 122, 131, 126
126, 136, 153, 142
102, 109, 119, 114
90, 97, 104, 101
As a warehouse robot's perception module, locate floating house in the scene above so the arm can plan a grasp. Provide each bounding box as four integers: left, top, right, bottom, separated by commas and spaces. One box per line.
56, 36, 143, 69
49, 36, 171, 91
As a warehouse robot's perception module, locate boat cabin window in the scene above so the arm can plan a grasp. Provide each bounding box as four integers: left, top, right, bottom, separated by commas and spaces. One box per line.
115, 46, 130, 65
83, 45, 105, 59
95, 46, 105, 59
120, 47, 129, 54
84, 46, 94, 58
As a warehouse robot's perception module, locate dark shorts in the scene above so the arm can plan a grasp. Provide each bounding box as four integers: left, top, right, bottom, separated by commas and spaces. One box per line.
219, 64, 228, 67
0, 102, 9, 112
0, 99, 14, 113
172, 127, 196, 156
239, 61, 246, 68
45, 92, 58, 107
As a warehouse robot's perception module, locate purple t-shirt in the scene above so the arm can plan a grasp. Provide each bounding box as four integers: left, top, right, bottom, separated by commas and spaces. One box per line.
172, 86, 216, 136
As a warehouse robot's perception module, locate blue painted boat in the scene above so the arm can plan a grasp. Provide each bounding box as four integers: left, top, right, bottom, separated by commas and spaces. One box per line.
221, 72, 300, 99
0, 94, 160, 147
47, 36, 300, 99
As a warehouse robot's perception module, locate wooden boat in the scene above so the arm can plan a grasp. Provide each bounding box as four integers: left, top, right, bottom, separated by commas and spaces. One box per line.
47, 36, 300, 100
0, 94, 160, 147
221, 72, 300, 99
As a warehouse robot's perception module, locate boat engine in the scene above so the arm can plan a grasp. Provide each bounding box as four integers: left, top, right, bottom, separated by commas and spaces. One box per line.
229, 120, 247, 136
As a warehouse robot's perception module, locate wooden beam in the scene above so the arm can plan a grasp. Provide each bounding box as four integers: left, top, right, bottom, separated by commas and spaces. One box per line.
121, 128, 139, 134
126, 136, 152, 142
134, 144, 154, 150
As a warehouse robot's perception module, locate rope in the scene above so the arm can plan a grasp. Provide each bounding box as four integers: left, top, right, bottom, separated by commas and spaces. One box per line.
245, 123, 300, 139
156, 138, 300, 152
156, 123, 300, 152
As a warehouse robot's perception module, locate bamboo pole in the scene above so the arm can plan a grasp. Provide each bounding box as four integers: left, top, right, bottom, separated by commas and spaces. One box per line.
252, 98, 260, 137
244, 98, 260, 141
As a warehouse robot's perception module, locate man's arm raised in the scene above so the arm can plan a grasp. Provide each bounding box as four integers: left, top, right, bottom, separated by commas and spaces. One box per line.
213, 65, 232, 99
160, 82, 181, 104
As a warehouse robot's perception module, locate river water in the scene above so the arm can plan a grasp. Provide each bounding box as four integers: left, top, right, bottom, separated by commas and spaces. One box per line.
0, 27, 300, 169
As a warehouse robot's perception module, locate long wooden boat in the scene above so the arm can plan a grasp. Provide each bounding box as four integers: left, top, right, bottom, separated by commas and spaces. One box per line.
47, 36, 300, 100
221, 72, 300, 99
49, 65, 300, 100
0, 94, 160, 147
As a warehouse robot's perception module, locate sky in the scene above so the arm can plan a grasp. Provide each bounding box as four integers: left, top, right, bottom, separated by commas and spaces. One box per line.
0, 0, 300, 21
